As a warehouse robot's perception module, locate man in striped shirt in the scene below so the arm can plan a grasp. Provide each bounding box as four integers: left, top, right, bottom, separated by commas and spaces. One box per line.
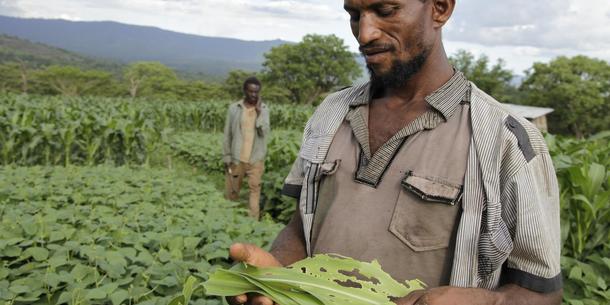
228, 1, 562, 304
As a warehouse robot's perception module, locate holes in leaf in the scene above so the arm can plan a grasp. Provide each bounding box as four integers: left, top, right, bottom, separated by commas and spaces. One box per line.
333, 279, 363, 289
338, 268, 380, 285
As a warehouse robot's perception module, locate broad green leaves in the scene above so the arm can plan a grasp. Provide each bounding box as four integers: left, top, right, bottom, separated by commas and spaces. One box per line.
168, 130, 303, 223
0, 166, 282, 304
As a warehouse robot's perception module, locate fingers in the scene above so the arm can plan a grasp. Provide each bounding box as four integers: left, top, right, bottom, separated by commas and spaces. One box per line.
226, 294, 247, 305
226, 294, 274, 305
396, 290, 426, 305
226, 244, 281, 305
229, 243, 282, 267
251, 295, 274, 305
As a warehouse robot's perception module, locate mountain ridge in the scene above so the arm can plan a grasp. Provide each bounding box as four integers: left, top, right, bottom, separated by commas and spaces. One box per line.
0, 15, 289, 76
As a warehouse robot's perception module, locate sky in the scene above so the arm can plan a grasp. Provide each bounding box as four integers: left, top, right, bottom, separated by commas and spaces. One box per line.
1, 0, 609, 75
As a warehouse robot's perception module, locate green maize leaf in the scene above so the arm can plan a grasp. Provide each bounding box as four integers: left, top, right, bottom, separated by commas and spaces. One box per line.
290, 254, 423, 298
180, 276, 202, 304
203, 254, 426, 305
203, 268, 262, 296
231, 265, 320, 305
587, 163, 605, 197
168, 296, 186, 305
230, 264, 391, 305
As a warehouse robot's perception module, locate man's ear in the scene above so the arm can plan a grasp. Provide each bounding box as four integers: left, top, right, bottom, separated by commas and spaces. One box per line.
432, 0, 455, 28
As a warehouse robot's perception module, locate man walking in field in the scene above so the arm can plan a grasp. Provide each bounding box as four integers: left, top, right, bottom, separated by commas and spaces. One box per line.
227, 0, 562, 304
223, 76, 270, 219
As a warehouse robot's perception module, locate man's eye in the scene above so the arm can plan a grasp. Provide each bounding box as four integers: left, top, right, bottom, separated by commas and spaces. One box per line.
377, 6, 396, 17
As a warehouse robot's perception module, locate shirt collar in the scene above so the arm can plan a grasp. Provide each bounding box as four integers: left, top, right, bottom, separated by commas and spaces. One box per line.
239, 99, 262, 108
349, 70, 470, 121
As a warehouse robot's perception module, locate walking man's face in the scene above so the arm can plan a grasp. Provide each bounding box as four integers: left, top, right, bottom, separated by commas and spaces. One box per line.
244, 83, 260, 104
344, 0, 435, 88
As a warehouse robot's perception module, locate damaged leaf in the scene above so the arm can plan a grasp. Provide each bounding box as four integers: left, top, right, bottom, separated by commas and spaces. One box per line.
202, 254, 426, 305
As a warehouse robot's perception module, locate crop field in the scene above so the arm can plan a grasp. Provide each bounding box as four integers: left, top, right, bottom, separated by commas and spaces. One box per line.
0, 94, 608, 305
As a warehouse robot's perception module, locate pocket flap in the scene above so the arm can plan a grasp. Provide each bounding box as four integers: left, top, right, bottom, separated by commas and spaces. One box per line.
401, 172, 463, 205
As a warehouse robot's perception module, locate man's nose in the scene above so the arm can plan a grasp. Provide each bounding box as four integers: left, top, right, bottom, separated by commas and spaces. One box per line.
358, 13, 381, 46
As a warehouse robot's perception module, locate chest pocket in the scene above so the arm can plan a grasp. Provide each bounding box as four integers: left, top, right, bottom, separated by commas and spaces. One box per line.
389, 171, 463, 252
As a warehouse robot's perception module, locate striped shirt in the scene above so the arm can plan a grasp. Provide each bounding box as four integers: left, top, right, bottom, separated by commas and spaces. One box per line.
348, 71, 470, 186
282, 76, 562, 293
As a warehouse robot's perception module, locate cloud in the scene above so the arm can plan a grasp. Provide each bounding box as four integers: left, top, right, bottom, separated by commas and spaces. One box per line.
4, 0, 607, 73
446, 0, 610, 52
245, 1, 341, 21
0, 0, 25, 16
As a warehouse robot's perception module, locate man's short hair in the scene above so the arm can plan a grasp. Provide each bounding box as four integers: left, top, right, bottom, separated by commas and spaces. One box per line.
243, 76, 262, 91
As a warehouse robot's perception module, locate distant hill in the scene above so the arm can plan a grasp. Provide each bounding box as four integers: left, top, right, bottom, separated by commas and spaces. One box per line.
0, 15, 288, 76
0, 34, 122, 72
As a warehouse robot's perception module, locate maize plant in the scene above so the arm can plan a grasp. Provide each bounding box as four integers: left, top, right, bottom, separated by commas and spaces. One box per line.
0, 93, 315, 166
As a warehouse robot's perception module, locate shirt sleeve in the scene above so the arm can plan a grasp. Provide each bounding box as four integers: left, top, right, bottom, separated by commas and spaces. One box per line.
222, 105, 233, 164
256, 104, 270, 137
281, 156, 305, 199
499, 152, 563, 293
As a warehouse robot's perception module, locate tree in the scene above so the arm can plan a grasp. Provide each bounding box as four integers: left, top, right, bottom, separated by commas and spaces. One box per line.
449, 50, 515, 102
224, 70, 257, 100
223, 69, 291, 104
172, 80, 230, 101
520, 56, 610, 137
262, 34, 362, 104
123, 62, 178, 98
33, 65, 117, 96
0, 63, 21, 93
0, 61, 31, 94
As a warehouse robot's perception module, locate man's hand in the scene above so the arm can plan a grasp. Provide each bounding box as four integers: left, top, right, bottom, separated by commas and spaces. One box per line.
395, 287, 479, 305
255, 101, 262, 116
226, 243, 282, 305
394, 284, 562, 305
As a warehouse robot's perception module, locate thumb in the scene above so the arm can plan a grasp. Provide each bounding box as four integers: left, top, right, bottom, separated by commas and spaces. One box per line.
229, 243, 282, 267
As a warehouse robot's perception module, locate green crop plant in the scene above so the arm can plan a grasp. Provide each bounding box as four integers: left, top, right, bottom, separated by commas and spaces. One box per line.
169, 255, 425, 305
546, 132, 610, 305
0, 166, 283, 304
166, 130, 302, 222
0, 94, 314, 166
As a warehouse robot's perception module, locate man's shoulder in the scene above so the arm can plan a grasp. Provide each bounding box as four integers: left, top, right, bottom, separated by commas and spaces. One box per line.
227, 101, 242, 110
314, 82, 368, 114
470, 83, 548, 159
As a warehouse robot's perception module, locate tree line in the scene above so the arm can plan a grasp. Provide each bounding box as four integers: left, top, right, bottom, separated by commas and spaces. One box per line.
0, 33, 608, 137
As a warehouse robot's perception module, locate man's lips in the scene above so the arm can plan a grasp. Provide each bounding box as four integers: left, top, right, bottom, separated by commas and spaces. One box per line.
361, 48, 391, 63
361, 47, 390, 56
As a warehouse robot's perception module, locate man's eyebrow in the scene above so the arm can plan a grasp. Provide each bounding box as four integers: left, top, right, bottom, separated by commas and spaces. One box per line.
369, 1, 400, 9
344, 1, 399, 12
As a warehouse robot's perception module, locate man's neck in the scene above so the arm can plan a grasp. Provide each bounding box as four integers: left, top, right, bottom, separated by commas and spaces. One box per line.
243, 99, 257, 107
381, 47, 454, 104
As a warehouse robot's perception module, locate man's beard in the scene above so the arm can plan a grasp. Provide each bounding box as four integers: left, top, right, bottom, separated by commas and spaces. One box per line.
367, 49, 430, 90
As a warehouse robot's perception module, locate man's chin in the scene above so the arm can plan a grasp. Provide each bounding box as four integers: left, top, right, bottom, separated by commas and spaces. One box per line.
366, 64, 390, 79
